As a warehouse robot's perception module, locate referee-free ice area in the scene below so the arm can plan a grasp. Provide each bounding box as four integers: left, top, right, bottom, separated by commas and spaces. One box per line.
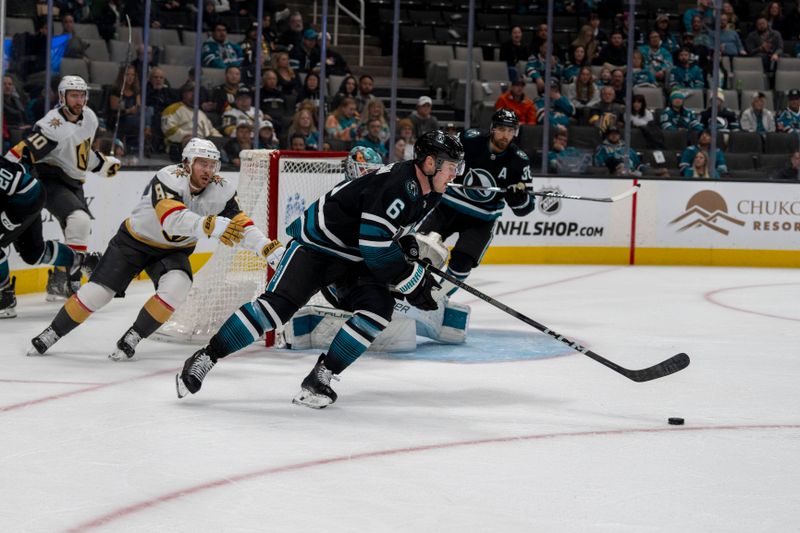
1, 264, 798, 532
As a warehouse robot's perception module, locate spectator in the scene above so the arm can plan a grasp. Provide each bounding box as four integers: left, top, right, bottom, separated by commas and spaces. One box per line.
159, 0, 186, 13
107, 65, 142, 150
132, 44, 160, 77
358, 99, 389, 142
396, 117, 416, 160
762, 2, 786, 37
610, 69, 626, 104
222, 87, 266, 136
258, 121, 280, 149
660, 91, 704, 131
548, 128, 589, 174
145, 67, 177, 153
689, 14, 714, 51
201, 22, 244, 69
669, 48, 705, 89
61, 14, 89, 59
392, 138, 408, 162
722, 2, 741, 32
700, 89, 740, 132
161, 83, 222, 160
718, 14, 746, 57
631, 50, 657, 87
201, 0, 221, 33
494, 79, 537, 125
770, 150, 800, 180
287, 107, 319, 150
26, 80, 59, 124
571, 25, 600, 66
330, 75, 359, 111
683, 0, 713, 33
223, 121, 254, 167
587, 12, 609, 51
296, 72, 320, 110
310, 32, 350, 76
185, 68, 217, 114
619, 11, 644, 46
687, 150, 710, 178
240, 21, 272, 85
784, 3, 800, 41
211, 66, 243, 114
278, 11, 305, 51
325, 96, 359, 141
680, 130, 728, 176
594, 125, 645, 175
745, 16, 784, 71
588, 85, 624, 131
630, 93, 663, 149
530, 24, 562, 59
289, 28, 318, 72
639, 30, 673, 84
355, 118, 389, 161
64, 0, 91, 22
654, 14, 681, 54
289, 133, 307, 150
272, 51, 301, 96
355, 74, 376, 115
408, 96, 439, 139
97, 0, 123, 42
525, 42, 562, 94
562, 46, 588, 85
597, 31, 627, 68
564, 67, 600, 109
500, 26, 530, 82
259, 69, 288, 131
3, 75, 29, 130
740, 91, 776, 133
534, 81, 575, 128
776, 89, 800, 133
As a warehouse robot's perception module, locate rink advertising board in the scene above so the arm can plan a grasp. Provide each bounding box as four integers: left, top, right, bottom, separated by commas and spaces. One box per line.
8, 172, 800, 294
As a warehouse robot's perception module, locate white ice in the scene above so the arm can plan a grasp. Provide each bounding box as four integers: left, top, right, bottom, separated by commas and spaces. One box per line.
1, 265, 799, 532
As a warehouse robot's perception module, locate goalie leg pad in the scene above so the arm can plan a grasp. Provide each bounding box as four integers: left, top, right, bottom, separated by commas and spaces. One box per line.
402, 299, 470, 344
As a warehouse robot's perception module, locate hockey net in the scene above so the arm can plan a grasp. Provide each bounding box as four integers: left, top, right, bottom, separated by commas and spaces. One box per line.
153, 150, 347, 344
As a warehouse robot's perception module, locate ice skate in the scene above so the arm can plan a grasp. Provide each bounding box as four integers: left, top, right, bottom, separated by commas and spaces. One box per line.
292, 354, 340, 409
45, 269, 73, 302
28, 326, 60, 356
74, 251, 102, 278
0, 278, 17, 319
176, 348, 216, 398
109, 327, 142, 361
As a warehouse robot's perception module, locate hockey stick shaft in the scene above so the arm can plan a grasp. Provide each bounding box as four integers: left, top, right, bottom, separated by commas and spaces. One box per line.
447, 183, 640, 203
420, 262, 689, 382
110, 15, 132, 156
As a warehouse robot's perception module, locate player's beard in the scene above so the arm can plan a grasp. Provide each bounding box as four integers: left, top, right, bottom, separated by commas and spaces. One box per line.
63, 102, 84, 120
491, 135, 510, 152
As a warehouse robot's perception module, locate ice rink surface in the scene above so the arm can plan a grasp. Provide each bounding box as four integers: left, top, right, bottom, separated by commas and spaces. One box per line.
1, 264, 799, 532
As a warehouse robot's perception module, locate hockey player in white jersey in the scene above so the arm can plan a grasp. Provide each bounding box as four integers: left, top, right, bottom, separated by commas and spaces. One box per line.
28, 139, 285, 360
7, 76, 121, 300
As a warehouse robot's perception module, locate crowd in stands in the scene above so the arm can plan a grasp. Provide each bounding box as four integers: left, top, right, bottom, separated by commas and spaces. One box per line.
2, 0, 800, 179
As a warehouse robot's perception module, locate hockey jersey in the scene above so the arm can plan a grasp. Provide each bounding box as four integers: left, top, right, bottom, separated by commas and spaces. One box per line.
8, 106, 101, 185
442, 129, 534, 221
124, 164, 266, 253
287, 160, 437, 283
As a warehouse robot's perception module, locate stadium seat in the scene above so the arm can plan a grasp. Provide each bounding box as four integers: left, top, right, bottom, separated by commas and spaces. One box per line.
425, 44, 454, 88
478, 13, 509, 29
727, 131, 763, 153
662, 130, 688, 151
732, 57, 764, 72
109, 40, 133, 63
741, 90, 774, 111
724, 153, 756, 171
159, 64, 190, 88
775, 71, 800, 93
163, 45, 196, 66
628, 128, 647, 149
60, 58, 90, 82
454, 47, 484, 64
732, 71, 768, 90
478, 61, 509, 82
682, 89, 704, 110
706, 89, 740, 111
568, 125, 601, 150
74, 23, 101, 40
408, 9, 444, 25
181, 31, 204, 47
84, 39, 110, 62
776, 57, 800, 72
633, 87, 665, 109
518, 125, 543, 155
149, 28, 182, 47
119, 25, 144, 45
90, 61, 121, 87
5, 17, 34, 36
200, 68, 227, 90
757, 153, 790, 169
447, 60, 479, 108
763, 132, 800, 154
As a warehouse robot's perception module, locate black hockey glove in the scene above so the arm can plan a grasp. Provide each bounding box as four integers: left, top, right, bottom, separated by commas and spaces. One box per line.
398, 234, 419, 260
505, 182, 530, 208
405, 268, 441, 311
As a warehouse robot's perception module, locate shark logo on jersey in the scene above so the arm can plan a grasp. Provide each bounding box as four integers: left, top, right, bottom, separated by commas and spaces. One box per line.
405, 179, 420, 200
461, 168, 499, 203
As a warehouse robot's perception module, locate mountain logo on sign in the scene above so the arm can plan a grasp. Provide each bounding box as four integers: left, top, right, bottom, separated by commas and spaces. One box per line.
669, 190, 745, 236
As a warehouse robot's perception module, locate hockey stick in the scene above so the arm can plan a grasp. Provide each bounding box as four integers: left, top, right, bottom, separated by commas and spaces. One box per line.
447, 183, 640, 203
110, 15, 133, 156
419, 261, 690, 382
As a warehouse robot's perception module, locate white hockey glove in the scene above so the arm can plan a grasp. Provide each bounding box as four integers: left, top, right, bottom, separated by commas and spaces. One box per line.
261, 239, 286, 269
199, 215, 245, 246
95, 152, 121, 178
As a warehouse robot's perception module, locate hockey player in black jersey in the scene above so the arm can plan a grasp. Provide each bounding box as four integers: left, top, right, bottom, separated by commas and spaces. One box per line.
176, 130, 465, 408
419, 108, 535, 294
0, 157, 98, 318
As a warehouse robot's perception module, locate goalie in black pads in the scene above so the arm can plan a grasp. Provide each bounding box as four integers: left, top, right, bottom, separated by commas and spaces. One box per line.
176, 130, 465, 408
418, 108, 534, 295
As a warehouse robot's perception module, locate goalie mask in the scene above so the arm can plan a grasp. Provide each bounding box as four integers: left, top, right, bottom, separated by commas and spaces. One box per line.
182, 138, 221, 175
344, 146, 383, 180
413, 130, 465, 180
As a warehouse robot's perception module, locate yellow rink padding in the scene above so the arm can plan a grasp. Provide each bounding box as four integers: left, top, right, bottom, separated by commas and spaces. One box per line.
482, 246, 630, 265
635, 248, 800, 268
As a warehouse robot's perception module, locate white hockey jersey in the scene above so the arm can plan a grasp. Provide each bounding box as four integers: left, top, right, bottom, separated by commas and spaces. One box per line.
125, 164, 269, 254
9, 106, 102, 184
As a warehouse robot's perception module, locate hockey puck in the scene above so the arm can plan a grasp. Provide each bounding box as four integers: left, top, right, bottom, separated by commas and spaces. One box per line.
668, 417, 685, 425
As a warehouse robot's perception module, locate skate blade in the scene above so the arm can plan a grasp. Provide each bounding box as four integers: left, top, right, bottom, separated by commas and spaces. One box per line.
45, 293, 68, 302
175, 373, 190, 399
26, 345, 47, 356
0, 309, 17, 319
292, 389, 332, 409
108, 349, 134, 362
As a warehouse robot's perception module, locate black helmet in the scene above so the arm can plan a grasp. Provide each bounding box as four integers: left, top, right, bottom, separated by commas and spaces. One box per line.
491, 108, 520, 135
413, 130, 465, 176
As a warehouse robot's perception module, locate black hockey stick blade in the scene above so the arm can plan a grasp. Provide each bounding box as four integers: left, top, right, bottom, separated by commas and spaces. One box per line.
420, 261, 690, 382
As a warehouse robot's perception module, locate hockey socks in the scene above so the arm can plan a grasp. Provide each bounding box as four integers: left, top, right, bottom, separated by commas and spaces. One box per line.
40, 241, 75, 268
208, 299, 277, 359
51, 294, 93, 337
0, 251, 9, 288
132, 295, 175, 338
324, 311, 388, 374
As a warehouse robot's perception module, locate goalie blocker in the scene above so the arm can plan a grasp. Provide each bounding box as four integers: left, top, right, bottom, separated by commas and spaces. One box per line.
283, 232, 471, 351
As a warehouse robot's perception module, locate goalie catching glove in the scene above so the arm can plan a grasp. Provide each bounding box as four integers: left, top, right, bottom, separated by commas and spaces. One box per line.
92, 152, 121, 178
505, 181, 530, 208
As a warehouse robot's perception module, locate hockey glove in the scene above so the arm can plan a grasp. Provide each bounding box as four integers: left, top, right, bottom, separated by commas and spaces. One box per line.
261, 239, 286, 269
505, 182, 530, 208
398, 234, 419, 260
95, 152, 121, 178
200, 215, 245, 246
395, 262, 441, 311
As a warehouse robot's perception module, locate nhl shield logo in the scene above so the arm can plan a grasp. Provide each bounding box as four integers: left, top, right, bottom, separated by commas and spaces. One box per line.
539, 187, 562, 215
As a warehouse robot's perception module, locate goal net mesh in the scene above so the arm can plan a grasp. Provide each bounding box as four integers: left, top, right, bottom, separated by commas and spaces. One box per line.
153, 150, 345, 344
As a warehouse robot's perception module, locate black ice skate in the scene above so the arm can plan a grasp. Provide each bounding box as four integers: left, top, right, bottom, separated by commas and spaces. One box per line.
292, 354, 340, 409
109, 327, 142, 361
45, 269, 73, 302
73, 251, 102, 278
176, 348, 216, 398
28, 326, 61, 356
0, 277, 17, 319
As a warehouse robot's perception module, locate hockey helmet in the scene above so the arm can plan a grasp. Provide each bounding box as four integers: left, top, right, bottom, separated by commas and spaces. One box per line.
344, 146, 383, 180
182, 138, 221, 174
58, 75, 89, 106
491, 108, 520, 137
413, 130, 465, 177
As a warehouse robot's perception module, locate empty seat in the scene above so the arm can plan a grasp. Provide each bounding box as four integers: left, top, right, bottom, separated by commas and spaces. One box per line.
74, 23, 101, 40
727, 131, 763, 153
662, 130, 689, 151
683, 89, 704, 110
400, 25, 435, 43
158, 64, 190, 88
119, 25, 144, 45
200, 67, 226, 89
724, 153, 756, 170
628, 128, 647, 149
425, 44, 454, 88
109, 40, 133, 62
150, 28, 182, 47
454, 46, 483, 64
568, 125, 601, 149
59, 58, 90, 81
479, 60, 509, 82
733, 71, 768, 90
775, 70, 800, 92
164, 44, 196, 65
764, 132, 800, 154
776, 57, 800, 72
732, 57, 764, 72
90, 60, 121, 87
758, 153, 790, 169
84, 39, 110, 62
408, 9, 444, 25
5, 17, 34, 35
478, 13, 509, 29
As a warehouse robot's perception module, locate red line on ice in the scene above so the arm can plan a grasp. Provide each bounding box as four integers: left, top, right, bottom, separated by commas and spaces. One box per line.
0, 378, 103, 386
68, 423, 800, 532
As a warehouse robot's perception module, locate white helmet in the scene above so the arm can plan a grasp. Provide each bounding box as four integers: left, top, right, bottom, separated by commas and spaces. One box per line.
182, 138, 221, 174
58, 75, 89, 106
